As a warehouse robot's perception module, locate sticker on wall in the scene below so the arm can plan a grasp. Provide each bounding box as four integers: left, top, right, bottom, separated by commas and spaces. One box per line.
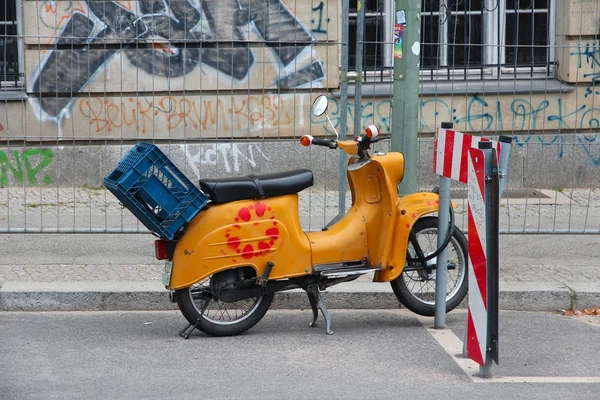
396, 9, 406, 25
394, 24, 403, 59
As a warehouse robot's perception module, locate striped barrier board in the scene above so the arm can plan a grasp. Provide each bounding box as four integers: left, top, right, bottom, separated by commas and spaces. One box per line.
431, 125, 511, 375
433, 128, 502, 183
466, 147, 488, 366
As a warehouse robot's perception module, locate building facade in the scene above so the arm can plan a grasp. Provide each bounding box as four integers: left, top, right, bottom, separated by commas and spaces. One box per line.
1, 0, 600, 188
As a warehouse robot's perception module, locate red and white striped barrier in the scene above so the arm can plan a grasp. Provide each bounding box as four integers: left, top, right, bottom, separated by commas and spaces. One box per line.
433, 127, 511, 373
466, 147, 488, 365
433, 129, 501, 184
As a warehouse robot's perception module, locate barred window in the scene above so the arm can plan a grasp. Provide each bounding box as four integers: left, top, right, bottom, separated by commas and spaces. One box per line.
1, 0, 20, 88
422, 0, 485, 70
348, 0, 554, 79
421, 0, 553, 78
504, 0, 551, 68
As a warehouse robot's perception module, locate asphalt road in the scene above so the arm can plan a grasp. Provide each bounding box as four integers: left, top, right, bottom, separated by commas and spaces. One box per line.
1, 310, 600, 399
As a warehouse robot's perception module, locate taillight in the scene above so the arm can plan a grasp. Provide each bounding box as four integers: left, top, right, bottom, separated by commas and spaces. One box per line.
155, 239, 168, 260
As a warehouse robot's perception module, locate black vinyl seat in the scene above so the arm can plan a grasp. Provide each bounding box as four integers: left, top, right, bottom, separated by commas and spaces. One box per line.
199, 169, 313, 204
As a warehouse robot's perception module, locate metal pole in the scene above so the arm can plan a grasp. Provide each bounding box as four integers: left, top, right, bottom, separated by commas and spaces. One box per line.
333, 0, 350, 225
434, 122, 453, 329
489, 147, 500, 367
478, 141, 494, 379
491, 136, 512, 366
353, 0, 365, 138
391, 0, 421, 195
337, 0, 350, 214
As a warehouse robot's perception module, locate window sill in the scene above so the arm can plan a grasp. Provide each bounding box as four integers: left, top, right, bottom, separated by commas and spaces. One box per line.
334, 79, 576, 98
0, 90, 27, 101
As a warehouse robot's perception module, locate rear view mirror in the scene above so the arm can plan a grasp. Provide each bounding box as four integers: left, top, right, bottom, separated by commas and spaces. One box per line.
312, 95, 329, 117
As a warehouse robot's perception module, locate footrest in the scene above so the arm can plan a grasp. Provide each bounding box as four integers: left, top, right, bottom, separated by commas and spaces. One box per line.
320, 266, 380, 278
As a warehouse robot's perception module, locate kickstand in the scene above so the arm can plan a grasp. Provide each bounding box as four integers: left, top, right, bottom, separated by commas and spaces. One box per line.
179, 318, 201, 339
178, 298, 210, 339
306, 283, 333, 335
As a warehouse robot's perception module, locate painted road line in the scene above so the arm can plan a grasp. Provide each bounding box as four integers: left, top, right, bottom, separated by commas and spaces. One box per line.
417, 316, 600, 384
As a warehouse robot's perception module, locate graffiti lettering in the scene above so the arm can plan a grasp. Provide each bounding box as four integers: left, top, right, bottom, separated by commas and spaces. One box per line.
184, 143, 270, 176
0, 149, 55, 186
311, 2, 330, 34
419, 97, 600, 134
453, 96, 494, 132
570, 42, 600, 70
77, 95, 295, 135
570, 42, 600, 97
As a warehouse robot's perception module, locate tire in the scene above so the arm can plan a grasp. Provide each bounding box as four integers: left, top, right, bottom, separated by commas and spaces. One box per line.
391, 217, 468, 316
176, 276, 274, 337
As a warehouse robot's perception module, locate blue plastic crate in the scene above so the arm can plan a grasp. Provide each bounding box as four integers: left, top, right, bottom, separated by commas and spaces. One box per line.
103, 142, 208, 240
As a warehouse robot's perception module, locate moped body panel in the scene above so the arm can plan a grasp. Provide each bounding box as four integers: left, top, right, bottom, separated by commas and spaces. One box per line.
168, 194, 311, 289
167, 148, 441, 289
374, 192, 441, 282
306, 152, 404, 266
305, 206, 369, 265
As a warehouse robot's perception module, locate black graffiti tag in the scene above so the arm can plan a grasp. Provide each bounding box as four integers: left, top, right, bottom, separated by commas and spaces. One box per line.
33, 1, 145, 117
33, 0, 325, 118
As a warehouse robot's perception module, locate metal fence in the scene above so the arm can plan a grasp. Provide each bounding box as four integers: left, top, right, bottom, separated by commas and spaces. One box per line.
1, 0, 600, 234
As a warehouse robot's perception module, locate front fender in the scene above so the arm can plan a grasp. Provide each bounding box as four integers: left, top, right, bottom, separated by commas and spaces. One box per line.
374, 192, 449, 282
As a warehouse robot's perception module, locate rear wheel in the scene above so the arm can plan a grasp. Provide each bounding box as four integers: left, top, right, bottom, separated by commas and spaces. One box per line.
391, 217, 468, 316
176, 269, 273, 337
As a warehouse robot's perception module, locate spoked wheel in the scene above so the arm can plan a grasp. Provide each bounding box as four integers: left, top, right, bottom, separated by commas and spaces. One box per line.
391, 217, 468, 316
175, 271, 273, 337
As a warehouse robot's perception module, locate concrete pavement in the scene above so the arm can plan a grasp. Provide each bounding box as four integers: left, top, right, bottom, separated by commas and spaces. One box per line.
0, 233, 599, 312
0, 187, 599, 312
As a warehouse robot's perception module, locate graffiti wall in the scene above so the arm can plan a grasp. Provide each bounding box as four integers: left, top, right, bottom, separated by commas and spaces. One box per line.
2, 0, 600, 189
1, 0, 599, 140
14, 0, 337, 138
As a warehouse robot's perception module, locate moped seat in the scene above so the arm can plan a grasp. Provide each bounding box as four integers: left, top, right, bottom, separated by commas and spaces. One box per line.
199, 169, 313, 204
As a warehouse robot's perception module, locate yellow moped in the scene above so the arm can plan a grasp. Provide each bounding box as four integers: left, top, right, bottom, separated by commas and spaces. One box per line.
149, 95, 468, 337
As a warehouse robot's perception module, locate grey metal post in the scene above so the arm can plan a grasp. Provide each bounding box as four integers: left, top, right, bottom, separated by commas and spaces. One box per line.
352, 0, 365, 138
478, 141, 494, 379
338, 1, 350, 199
497, 136, 513, 198
490, 136, 512, 366
434, 122, 453, 329
330, 0, 350, 227
392, 0, 421, 195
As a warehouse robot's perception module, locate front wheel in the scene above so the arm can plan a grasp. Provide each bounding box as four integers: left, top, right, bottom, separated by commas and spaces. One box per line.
176, 272, 273, 337
391, 217, 468, 316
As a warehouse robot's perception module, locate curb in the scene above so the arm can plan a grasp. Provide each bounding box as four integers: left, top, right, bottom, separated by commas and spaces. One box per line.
1, 281, 597, 312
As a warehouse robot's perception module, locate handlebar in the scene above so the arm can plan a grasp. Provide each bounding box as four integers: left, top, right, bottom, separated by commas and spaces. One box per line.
300, 126, 386, 158
300, 135, 337, 149
312, 138, 337, 148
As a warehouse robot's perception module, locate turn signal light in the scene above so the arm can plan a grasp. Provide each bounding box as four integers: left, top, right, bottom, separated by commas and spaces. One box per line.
365, 125, 379, 139
155, 239, 168, 260
300, 135, 314, 146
